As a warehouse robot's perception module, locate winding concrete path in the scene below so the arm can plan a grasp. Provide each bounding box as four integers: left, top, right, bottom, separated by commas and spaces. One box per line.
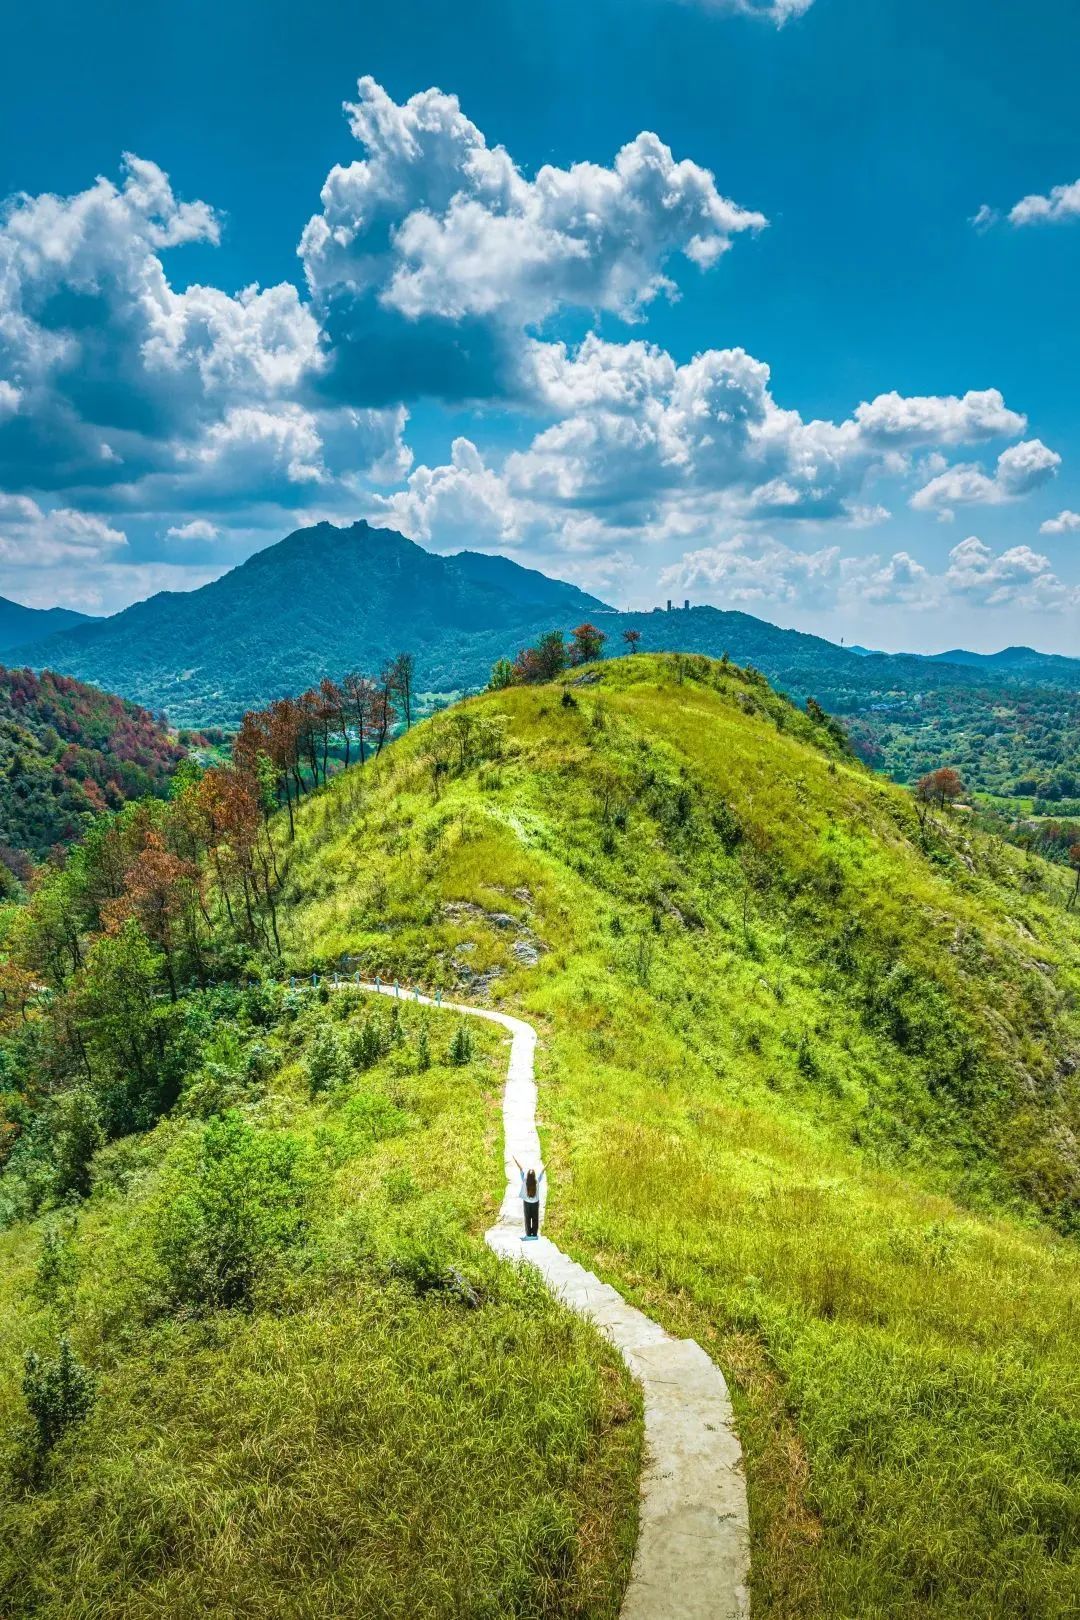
356, 982, 750, 1620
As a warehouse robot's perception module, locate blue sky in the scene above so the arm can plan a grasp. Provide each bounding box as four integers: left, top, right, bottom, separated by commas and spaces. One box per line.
0, 0, 1078, 651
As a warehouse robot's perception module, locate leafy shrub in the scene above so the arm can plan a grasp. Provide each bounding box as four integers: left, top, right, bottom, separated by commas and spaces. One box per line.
22, 1337, 94, 1459
417, 1023, 431, 1071
48, 1087, 104, 1200
34, 1225, 78, 1305
448, 1024, 474, 1066
153, 1114, 313, 1312
305, 1025, 348, 1095
347, 1016, 386, 1071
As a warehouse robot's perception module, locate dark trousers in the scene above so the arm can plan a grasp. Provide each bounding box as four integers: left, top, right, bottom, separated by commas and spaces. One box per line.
524, 1199, 540, 1237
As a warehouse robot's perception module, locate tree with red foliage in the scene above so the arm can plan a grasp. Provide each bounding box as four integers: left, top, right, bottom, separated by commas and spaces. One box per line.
103, 822, 203, 1000
570, 623, 606, 665
914, 767, 965, 829
512, 630, 567, 684
622, 629, 641, 655
342, 671, 378, 766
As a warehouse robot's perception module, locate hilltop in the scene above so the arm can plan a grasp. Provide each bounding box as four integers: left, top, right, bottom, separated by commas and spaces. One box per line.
278, 653, 1080, 1616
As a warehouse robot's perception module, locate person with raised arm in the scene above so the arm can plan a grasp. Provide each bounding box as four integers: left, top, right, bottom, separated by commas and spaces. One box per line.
513, 1155, 545, 1241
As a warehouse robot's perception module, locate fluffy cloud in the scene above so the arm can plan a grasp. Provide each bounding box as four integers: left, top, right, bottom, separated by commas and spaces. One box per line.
1008, 178, 1080, 227
659, 532, 1078, 615
165, 518, 220, 542
942, 536, 1077, 609
370, 335, 1035, 563
368, 436, 522, 548
0, 493, 126, 564
1040, 509, 1080, 536
851, 388, 1025, 447
911, 439, 1060, 518
301, 78, 765, 403
0, 152, 407, 530
0, 492, 133, 606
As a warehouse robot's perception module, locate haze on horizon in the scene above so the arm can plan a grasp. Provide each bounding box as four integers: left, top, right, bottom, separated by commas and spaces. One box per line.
0, 0, 1077, 657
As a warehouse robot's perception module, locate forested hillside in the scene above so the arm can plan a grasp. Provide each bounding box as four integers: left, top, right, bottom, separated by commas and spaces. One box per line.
15, 521, 609, 727
0, 667, 185, 868
0, 653, 1077, 1618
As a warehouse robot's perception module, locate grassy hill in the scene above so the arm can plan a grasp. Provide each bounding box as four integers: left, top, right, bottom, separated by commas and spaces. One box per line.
276, 653, 1079, 1618
0, 665, 185, 867
1, 651, 1078, 1618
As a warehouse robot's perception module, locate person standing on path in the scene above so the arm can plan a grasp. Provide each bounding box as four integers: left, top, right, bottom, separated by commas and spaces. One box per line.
513, 1155, 545, 1240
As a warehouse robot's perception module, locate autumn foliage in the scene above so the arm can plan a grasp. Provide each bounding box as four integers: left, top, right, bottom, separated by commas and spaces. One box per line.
0, 665, 186, 864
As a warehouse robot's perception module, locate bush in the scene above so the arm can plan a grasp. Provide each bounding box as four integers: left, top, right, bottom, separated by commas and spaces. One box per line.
448, 1024, 474, 1066
305, 1025, 348, 1095
22, 1337, 94, 1459
153, 1114, 313, 1312
417, 1023, 431, 1071
34, 1225, 78, 1305
347, 1016, 387, 1071
49, 1088, 104, 1201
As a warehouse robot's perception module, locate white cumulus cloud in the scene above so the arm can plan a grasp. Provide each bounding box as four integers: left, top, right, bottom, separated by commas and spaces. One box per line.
1008, 178, 1080, 227
658, 532, 1078, 617
300, 78, 765, 405
911, 439, 1061, 519
165, 518, 220, 542
1040, 509, 1080, 536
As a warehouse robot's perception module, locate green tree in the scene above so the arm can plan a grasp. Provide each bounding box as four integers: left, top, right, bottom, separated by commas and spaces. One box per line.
22, 1337, 95, 1460
75, 920, 174, 1133
153, 1113, 313, 1312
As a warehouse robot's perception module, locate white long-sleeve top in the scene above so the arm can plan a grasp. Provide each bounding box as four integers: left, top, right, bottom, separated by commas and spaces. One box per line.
518, 1168, 545, 1204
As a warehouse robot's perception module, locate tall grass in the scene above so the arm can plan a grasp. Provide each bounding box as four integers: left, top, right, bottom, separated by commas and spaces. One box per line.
0, 994, 641, 1619
278, 653, 1080, 1618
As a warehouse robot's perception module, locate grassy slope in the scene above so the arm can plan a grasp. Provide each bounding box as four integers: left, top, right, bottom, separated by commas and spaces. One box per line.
279, 653, 1080, 1620
0, 991, 640, 1619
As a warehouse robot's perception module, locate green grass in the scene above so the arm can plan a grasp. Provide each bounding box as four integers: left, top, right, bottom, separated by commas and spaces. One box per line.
0, 990, 640, 1619
277, 653, 1080, 1619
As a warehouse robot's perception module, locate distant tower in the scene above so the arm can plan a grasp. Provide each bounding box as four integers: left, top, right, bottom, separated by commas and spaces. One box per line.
684, 599, 690, 611
666, 599, 672, 612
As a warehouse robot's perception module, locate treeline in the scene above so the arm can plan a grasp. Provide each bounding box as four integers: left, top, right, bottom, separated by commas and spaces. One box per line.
489, 622, 633, 689
233, 654, 415, 836
0, 655, 414, 1214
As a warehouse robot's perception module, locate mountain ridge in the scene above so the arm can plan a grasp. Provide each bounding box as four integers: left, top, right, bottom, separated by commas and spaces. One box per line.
0, 597, 91, 658
11, 524, 1080, 799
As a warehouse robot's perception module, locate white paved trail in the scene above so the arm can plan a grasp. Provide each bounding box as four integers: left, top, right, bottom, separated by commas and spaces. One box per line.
355, 982, 750, 1620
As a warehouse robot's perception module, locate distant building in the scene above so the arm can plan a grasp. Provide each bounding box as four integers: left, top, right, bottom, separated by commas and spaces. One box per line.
684, 599, 690, 611
666, 599, 672, 612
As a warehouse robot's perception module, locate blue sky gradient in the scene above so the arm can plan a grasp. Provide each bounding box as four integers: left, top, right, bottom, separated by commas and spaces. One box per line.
0, 0, 1077, 650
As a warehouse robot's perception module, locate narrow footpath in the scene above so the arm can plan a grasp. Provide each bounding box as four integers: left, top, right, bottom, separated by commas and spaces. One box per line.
358, 983, 750, 1620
